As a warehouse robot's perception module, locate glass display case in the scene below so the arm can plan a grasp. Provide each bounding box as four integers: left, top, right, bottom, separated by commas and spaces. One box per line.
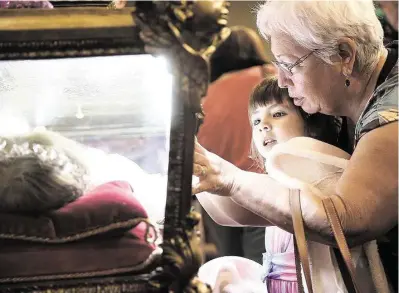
0, 54, 172, 225
0, 2, 230, 292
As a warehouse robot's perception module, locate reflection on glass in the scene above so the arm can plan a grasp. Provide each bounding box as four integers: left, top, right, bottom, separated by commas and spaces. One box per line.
0, 55, 172, 234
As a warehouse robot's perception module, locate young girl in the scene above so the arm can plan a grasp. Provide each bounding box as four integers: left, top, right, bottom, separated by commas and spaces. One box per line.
249, 77, 340, 293
196, 76, 340, 293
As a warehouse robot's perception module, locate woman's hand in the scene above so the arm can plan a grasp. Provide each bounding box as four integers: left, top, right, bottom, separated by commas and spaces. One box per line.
192, 140, 239, 196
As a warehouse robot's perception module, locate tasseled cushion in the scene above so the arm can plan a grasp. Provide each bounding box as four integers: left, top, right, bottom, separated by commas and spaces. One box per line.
0, 180, 160, 282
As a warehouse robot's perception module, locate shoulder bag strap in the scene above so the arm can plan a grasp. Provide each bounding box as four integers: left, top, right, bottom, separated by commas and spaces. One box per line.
290, 190, 361, 293
322, 197, 360, 293
289, 189, 313, 293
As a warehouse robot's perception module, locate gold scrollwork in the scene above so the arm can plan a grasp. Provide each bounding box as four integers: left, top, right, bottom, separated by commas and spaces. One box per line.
149, 211, 212, 293
113, 2, 231, 291
134, 1, 230, 116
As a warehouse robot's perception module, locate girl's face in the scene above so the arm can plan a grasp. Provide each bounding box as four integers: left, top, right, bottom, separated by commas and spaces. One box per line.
251, 99, 306, 159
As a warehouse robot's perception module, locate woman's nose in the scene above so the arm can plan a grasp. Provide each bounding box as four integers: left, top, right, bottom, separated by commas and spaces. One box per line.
277, 69, 292, 88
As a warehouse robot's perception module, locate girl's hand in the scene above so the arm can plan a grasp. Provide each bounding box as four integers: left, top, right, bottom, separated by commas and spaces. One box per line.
192, 140, 239, 196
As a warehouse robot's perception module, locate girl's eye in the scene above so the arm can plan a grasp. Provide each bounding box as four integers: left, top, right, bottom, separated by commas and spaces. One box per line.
273, 111, 286, 118
252, 119, 260, 126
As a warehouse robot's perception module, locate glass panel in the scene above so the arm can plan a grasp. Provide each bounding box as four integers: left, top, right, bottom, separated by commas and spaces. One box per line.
0, 55, 172, 239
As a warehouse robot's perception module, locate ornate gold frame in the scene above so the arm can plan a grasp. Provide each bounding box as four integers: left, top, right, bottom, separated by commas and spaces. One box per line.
0, 2, 229, 293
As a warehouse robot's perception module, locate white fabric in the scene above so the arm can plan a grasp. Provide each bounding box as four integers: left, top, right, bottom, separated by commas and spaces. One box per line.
198, 256, 265, 293
266, 137, 390, 293
83, 147, 167, 224
30, 129, 167, 223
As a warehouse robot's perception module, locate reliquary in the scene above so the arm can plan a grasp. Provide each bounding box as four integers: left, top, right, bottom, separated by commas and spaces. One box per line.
0, 1, 230, 292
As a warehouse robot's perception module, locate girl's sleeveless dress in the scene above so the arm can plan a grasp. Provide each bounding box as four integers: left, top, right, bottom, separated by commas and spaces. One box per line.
262, 226, 298, 293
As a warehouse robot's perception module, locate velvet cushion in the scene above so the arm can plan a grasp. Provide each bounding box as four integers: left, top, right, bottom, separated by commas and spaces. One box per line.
0, 181, 148, 241
0, 181, 159, 282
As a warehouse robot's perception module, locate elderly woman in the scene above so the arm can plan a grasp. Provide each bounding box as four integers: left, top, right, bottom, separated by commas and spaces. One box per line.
193, 0, 398, 290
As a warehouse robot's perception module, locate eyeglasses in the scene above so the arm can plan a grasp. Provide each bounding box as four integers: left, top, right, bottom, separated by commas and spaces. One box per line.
272, 49, 320, 76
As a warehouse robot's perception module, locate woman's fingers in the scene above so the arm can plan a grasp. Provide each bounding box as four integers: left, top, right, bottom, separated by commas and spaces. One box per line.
194, 140, 207, 155
192, 183, 201, 195
193, 164, 208, 177
192, 179, 222, 195
192, 181, 208, 195
194, 151, 209, 167
192, 142, 223, 194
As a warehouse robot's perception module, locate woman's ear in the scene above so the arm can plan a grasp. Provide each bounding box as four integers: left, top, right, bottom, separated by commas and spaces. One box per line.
337, 37, 357, 75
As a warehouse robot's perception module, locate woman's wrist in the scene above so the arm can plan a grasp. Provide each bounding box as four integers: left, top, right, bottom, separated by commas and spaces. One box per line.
229, 169, 260, 201
216, 157, 243, 197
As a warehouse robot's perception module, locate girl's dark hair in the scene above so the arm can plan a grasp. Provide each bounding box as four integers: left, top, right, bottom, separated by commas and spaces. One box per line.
210, 26, 268, 82
249, 77, 340, 167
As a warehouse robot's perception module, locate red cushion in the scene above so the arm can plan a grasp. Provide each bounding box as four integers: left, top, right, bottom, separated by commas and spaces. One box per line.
0, 181, 148, 241
0, 223, 159, 281
0, 181, 159, 281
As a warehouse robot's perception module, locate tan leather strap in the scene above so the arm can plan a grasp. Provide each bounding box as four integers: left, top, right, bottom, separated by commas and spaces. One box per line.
322, 197, 360, 293
290, 190, 360, 293
293, 236, 305, 293
333, 248, 357, 293
289, 189, 313, 293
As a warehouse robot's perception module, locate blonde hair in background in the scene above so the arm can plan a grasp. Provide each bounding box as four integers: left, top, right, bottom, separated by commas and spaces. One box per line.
256, 0, 385, 74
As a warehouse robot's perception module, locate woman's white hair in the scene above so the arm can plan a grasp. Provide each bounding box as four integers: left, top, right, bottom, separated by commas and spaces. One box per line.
257, 0, 384, 74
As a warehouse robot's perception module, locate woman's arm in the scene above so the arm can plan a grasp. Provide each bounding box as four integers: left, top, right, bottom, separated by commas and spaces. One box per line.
196, 192, 272, 227
334, 122, 398, 244
194, 122, 398, 246
230, 122, 398, 246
